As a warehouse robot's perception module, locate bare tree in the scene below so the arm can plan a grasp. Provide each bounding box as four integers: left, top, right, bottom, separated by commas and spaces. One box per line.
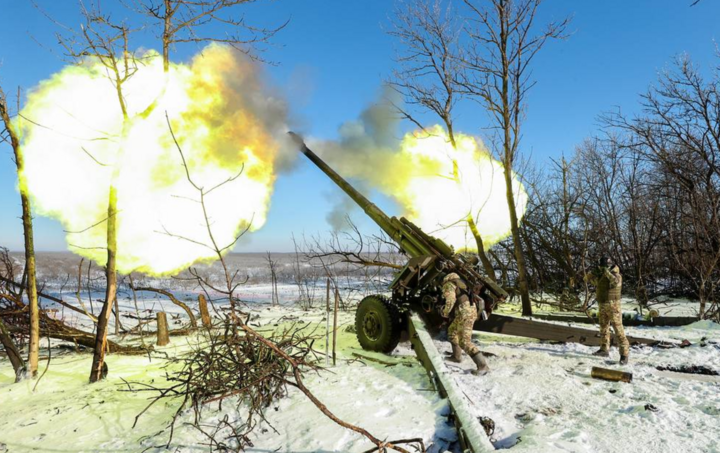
1, 87, 40, 378
605, 55, 720, 318
36, 0, 286, 381
265, 252, 279, 305
460, 0, 570, 316
513, 53, 720, 320
152, 118, 424, 453
136, 0, 287, 71
520, 156, 587, 298
574, 137, 666, 308
294, 216, 403, 308
51, 5, 146, 382
388, 0, 498, 280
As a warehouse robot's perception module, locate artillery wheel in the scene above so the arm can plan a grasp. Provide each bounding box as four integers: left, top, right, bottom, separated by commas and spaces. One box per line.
355, 295, 401, 353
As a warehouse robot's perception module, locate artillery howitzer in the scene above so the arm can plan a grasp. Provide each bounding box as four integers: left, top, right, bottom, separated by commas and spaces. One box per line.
289, 133, 508, 353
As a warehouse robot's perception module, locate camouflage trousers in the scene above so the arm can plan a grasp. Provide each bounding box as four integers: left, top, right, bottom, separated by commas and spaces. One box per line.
599, 300, 630, 357
448, 299, 479, 357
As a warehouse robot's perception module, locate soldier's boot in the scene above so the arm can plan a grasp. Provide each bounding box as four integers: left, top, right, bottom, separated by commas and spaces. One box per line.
445, 343, 462, 363
592, 349, 610, 357
619, 355, 629, 365
471, 352, 490, 376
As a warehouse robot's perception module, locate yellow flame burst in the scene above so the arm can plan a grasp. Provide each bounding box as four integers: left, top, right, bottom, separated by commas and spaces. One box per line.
391, 126, 527, 251
18, 45, 284, 275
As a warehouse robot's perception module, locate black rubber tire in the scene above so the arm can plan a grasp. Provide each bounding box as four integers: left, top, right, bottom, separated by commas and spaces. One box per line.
355, 295, 401, 353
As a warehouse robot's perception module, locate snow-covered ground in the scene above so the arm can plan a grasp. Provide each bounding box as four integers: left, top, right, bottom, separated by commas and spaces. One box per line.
0, 305, 457, 453
2, 273, 720, 453
436, 322, 720, 452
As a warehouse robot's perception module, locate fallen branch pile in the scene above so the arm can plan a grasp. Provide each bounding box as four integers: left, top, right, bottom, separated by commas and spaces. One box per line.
128, 320, 321, 450
128, 317, 425, 453
1, 289, 146, 355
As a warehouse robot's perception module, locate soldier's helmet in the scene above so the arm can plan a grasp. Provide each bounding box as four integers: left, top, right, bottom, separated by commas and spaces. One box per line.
443, 272, 461, 284
598, 256, 613, 267
443, 272, 467, 290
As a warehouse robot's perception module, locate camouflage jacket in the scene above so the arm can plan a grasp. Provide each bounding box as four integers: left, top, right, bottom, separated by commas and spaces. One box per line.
441, 273, 468, 318
589, 265, 622, 303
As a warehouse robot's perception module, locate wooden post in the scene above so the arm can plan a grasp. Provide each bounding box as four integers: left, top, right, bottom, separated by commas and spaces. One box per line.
198, 294, 211, 328
325, 279, 330, 366
156, 312, 170, 346
333, 287, 339, 366
591, 366, 632, 383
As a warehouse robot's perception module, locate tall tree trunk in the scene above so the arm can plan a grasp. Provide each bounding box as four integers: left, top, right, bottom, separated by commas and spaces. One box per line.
504, 169, 531, 315
89, 186, 118, 383
19, 189, 40, 376
499, 7, 531, 317
467, 216, 497, 281
1, 90, 40, 377
162, 0, 172, 72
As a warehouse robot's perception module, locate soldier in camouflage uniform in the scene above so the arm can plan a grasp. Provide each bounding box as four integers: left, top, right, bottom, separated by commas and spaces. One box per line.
441, 272, 489, 376
587, 256, 630, 365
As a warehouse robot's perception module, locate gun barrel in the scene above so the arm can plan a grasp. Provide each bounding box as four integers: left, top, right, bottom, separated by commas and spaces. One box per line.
289, 133, 507, 299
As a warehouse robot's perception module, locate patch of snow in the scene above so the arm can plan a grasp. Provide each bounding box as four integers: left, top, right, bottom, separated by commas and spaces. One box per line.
0, 306, 457, 453
436, 321, 720, 453
681, 320, 720, 331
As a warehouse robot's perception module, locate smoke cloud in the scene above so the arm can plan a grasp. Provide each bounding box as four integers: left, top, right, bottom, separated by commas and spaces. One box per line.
308, 88, 527, 250
18, 44, 295, 274
311, 88, 404, 230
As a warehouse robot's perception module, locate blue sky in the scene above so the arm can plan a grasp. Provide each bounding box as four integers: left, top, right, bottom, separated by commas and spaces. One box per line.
1, 0, 719, 252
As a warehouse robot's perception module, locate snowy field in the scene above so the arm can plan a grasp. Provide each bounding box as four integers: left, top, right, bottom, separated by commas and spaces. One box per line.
0, 306, 457, 453
438, 321, 720, 452
1, 253, 720, 453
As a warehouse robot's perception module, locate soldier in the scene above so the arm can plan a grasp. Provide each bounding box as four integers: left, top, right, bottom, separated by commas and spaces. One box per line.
587, 256, 630, 365
441, 272, 489, 376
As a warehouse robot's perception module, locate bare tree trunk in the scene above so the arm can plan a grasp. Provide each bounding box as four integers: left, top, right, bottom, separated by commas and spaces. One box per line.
389, 1, 501, 266
467, 216, 496, 281
505, 169, 532, 315
500, 6, 532, 316
1, 88, 40, 378
90, 186, 118, 383
19, 194, 40, 376
460, 0, 568, 316
0, 318, 25, 381
163, 0, 172, 73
